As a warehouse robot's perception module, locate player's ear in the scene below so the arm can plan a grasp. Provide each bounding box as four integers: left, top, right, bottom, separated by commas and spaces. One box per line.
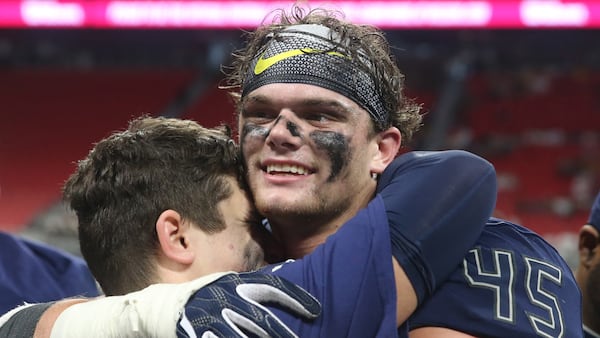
156, 209, 195, 265
578, 224, 599, 269
370, 126, 402, 175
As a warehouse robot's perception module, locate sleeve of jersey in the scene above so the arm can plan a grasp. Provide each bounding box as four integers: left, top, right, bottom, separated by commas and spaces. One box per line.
263, 196, 398, 338
0, 303, 53, 337
376, 150, 497, 305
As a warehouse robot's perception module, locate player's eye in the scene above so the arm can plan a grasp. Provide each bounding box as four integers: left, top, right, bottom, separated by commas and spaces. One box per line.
306, 113, 330, 123
242, 109, 275, 123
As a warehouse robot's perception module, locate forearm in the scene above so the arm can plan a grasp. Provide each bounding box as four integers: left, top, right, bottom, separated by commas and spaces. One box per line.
0, 273, 229, 338
378, 150, 497, 304
392, 257, 417, 325
50, 273, 227, 338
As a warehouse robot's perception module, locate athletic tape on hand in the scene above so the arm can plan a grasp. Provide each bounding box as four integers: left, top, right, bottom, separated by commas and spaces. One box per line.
51, 272, 231, 338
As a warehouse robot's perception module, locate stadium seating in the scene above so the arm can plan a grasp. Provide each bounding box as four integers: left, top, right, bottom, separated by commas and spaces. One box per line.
465, 71, 599, 234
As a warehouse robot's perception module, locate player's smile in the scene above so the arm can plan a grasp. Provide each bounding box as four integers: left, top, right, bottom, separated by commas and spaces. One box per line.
265, 163, 310, 176
261, 159, 315, 184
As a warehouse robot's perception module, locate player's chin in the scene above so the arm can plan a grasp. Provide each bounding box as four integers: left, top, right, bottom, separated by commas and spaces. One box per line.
254, 184, 295, 202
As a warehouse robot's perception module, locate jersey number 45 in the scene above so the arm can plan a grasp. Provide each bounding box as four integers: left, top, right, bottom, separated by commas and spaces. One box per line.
463, 248, 564, 338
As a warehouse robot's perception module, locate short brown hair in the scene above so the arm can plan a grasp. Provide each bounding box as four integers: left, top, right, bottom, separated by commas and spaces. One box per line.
64, 116, 242, 295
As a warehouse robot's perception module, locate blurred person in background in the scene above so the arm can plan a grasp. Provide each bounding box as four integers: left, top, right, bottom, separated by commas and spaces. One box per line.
0, 201, 100, 314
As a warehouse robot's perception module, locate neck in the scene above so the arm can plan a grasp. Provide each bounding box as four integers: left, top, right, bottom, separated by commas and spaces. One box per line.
154, 254, 192, 284
269, 193, 374, 259
273, 225, 335, 259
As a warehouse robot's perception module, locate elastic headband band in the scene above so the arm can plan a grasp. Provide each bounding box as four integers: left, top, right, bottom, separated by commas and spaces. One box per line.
242, 24, 389, 128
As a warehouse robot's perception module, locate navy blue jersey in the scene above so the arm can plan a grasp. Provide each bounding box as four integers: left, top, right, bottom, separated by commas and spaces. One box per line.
262, 195, 399, 337
0, 232, 100, 314
409, 218, 583, 338
179, 150, 495, 337
254, 150, 496, 337
377, 150, 497, 304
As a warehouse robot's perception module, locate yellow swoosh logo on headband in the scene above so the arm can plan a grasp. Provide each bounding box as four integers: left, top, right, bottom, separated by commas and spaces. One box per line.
254, 48, 346, 75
